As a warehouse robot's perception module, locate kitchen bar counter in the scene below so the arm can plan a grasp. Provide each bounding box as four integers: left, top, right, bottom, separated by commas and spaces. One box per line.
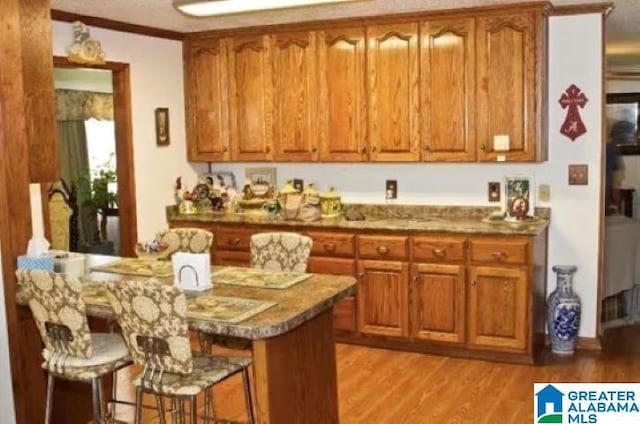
17, 255, 354, 423
167, 204, 550, 236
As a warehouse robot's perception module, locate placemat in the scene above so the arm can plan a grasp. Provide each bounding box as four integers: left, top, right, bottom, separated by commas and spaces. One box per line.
91, 258, 173, 277
211, 266, 312, 289
187, 295, 277, 323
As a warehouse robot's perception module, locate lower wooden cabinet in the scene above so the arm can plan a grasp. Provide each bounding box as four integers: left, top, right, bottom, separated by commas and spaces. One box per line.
357, 260, 409, 338
215, 250, 250, 267
411, 263, 465, 344
467, 266, 528, 350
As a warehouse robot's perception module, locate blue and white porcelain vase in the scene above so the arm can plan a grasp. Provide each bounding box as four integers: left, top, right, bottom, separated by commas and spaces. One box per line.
547, 265, 581, 355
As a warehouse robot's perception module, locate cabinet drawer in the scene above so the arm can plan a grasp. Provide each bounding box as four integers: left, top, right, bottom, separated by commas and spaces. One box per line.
308, 231, 355, 257
334, 296, 356, 332
470, 239, 529, 265
215, 250, 250, 267
358, 235, 408, 261
412, 236, 466, 262
308, 257, 356, 276
216, 228, 253, 251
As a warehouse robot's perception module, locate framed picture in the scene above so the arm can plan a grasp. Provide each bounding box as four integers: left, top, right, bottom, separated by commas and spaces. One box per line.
199, 172, 237, 190
245, 167, 277, 188
155, 108, 170, 146
606, 92, 640, 155
504, 176, 534, 219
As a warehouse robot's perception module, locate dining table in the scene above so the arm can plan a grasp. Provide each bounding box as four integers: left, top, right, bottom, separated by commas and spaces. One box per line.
16, 254, 356, 424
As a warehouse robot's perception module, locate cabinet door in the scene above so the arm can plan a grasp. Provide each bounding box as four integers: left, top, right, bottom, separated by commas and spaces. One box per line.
357, 260, 409, 337
411, 263, 465, 344
272, 32, 318, 161
228, 35, 273, 161
185, 38, 230, 161
367, 24, 420, 162
477, 13, 539, 162
421, 18, 476, 162
317, 28, 368, 162
468, 266, 528, 350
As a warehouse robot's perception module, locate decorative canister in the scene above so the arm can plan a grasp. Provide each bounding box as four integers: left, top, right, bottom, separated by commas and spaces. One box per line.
320, 187, 343, 218
547, 265, 581, 355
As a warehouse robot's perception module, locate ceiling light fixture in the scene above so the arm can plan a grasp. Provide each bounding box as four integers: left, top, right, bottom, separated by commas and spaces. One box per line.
174, 0, 366, 17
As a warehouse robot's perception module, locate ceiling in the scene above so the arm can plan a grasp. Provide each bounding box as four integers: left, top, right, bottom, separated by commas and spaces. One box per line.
50, 0, 640, 70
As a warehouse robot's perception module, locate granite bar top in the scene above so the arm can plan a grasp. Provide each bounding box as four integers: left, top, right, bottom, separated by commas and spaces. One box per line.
167, 203, 550, 236
16, 255, 356, 340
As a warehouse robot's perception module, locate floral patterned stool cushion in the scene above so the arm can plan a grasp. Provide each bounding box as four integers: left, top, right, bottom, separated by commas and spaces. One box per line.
43, 333, 132, 382
156, 228, 214, 257
250, 232, 313, 273
132, 354, 252, 396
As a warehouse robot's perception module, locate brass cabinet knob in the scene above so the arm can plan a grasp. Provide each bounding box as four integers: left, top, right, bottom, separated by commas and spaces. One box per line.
223, 146, 229, 152
432, 248, 446, 258
361, 146, 368, 154
323, 242, 336, 252
471, 279, 478, 287
371, 146, 377, 152
423, 145, 431, 152
480, 144, 487, 151
312, 147, 318, 153
229, 238, 241, 246
491, 251, 507, 261
377, 245, 389, 255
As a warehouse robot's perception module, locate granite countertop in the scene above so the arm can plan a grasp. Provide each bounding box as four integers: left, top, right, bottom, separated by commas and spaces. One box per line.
167, 203, 550, 236
16, 255, 356, 340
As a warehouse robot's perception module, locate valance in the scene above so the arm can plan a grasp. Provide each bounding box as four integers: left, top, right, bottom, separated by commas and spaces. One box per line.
55, 89, 113, 121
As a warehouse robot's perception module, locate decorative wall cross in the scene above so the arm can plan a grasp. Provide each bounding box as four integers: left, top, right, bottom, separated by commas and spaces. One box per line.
559, 84, 588, 141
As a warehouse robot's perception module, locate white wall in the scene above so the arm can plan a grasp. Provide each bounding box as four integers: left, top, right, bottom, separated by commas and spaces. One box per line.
51, 22, 207, 241
214, 14, 604, 338
53, 67, 113, 93
0, 245, 17, 424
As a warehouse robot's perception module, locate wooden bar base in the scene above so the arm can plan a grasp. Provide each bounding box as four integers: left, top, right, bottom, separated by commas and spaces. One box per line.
252, 309, 339, 423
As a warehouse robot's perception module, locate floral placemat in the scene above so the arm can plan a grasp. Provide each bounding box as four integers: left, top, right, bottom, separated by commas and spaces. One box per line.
83, 283, 111, 305
187, 295, 277, 323
211, 266, 312, 290
91, 258, 173, 277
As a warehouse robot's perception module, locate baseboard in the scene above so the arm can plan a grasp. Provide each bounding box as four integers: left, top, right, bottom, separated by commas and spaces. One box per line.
544, 335, 602, 351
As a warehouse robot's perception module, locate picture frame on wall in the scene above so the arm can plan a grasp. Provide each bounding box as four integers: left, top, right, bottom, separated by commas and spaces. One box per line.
155, 107, 170, 146
504, 176, 535, 219
199, 172, 237, 190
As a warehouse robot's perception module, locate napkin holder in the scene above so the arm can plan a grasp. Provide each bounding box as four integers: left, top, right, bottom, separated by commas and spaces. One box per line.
172, 252, 212, 292
49, 250, 86, 277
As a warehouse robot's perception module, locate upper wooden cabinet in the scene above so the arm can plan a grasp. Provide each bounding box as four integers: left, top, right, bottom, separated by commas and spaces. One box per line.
317, 28, 368, 162
184, 38, 230, 161
228, 35, 274, 161
271, 31, 318, 161
421, 18, 476, 162
476, 12, 547, 162
367, 24, 420, 162
183, 6, 548, 163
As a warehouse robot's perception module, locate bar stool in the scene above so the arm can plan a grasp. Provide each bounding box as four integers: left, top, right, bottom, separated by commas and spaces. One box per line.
105, 279, 255, 424
16, 270, 132, 424
155, 228, 214, 257
250, 232, 313, 272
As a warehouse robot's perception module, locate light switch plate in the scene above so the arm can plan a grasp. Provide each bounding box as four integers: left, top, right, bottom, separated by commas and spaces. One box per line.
539, 184, 551, 202
488, 182, 501, 202
568, 164, 589, 185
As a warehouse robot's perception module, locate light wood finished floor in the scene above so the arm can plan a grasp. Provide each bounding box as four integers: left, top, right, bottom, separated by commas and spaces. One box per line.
111, 325, 640, 423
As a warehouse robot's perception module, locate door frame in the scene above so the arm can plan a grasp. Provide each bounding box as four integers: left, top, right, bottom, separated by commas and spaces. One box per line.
45, 56, 137, 256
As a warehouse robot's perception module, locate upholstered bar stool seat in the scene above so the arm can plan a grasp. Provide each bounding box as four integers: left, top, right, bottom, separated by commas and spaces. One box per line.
156, 228, 214, 257
250, 232, 313, 272
131, 354, 252, 396
42, 333, 131, 381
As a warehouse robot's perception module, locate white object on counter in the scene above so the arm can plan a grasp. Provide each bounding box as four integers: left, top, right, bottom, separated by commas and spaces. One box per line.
26, 236, 50, 257
48, 250, 86, 277
172, 252, 212, 292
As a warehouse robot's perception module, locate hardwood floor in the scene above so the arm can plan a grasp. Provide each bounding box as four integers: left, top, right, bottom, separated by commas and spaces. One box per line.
111, 325, 640, 423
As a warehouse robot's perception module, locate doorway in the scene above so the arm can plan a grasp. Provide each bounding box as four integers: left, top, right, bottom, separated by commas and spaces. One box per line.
44, 57, 137, 257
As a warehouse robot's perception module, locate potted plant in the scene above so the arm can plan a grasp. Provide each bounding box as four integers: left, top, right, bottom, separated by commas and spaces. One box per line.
79, 168, 117, 245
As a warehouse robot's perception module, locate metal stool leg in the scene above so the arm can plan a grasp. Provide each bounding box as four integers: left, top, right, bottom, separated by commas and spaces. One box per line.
156, 394, 167, 424
134, 386, 144, 424
110, 370, 118, 420
91, 377, 104, 424
242, 368, 255, 424
44, 374, 55, 424
190, 396, 197, 424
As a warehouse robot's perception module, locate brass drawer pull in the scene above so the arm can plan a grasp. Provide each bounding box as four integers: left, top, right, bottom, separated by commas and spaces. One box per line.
323, 242, 337, 252
491, 251, 507, 260
432, 248, 446, 258
377, 245, 389, 255
228, 237, 241, 246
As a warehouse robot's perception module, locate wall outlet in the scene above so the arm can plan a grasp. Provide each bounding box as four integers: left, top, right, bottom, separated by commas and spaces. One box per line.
488, 182, 501, 202
568, 164, 588, 185
539, 184, 551, 202
293, 178, 304, 192
385, 180, 398, 199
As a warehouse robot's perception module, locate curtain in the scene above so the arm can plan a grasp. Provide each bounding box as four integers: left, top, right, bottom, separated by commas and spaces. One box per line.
56, 89, 114, 121
56, 121, 95, 247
